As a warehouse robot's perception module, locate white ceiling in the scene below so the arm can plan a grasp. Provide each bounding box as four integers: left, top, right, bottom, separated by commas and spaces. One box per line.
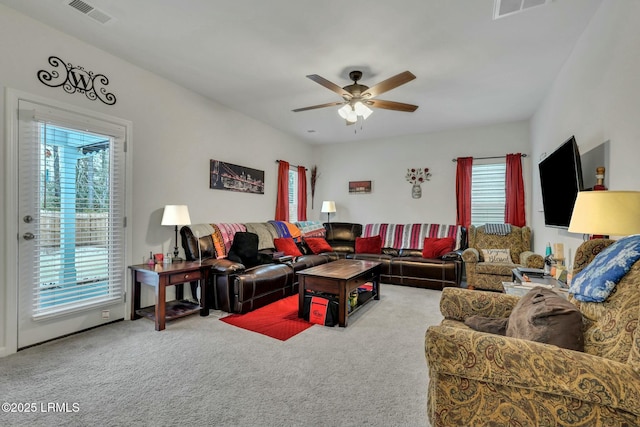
1, 0, 603, 144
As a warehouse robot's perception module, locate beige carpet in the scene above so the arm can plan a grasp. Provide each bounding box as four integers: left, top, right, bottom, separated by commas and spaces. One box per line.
0, 284, 443, 427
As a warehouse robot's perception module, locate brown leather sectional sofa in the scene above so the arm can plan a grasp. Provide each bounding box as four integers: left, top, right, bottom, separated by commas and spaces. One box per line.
180, 222, 336, 313
180, 221, 466, 314
325, 222, 466, 290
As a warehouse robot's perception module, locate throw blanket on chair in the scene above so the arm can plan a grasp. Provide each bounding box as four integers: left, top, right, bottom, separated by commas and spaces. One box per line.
484, 223, 512, 235
569, 234, 640, 302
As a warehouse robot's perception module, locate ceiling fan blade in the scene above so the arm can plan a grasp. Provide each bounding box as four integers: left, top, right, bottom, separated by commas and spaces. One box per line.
306, 74, 352, 99
292, 101, 345, 112
362, 71, 416, 98
368, 99, 419, 112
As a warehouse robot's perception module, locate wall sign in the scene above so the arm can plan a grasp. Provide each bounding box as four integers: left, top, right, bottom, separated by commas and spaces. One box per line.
348, 180, 372, 194
37, 55, 116, 105
210, 159, 264, 194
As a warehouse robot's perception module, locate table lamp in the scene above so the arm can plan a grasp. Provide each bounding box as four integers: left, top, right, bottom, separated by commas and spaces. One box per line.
568, 191, 640, 238
161, 205, 192, 261
321, 200, 336, 224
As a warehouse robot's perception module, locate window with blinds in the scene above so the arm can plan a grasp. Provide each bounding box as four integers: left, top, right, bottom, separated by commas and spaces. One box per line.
20, 104, 126, 317
471, 162, 506, 226
288, 169, 298, 222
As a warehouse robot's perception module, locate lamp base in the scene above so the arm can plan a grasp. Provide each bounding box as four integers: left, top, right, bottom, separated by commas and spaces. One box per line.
589, 234, 609, 240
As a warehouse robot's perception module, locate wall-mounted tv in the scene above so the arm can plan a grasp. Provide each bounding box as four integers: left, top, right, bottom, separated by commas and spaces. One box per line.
539, 136, 584, 228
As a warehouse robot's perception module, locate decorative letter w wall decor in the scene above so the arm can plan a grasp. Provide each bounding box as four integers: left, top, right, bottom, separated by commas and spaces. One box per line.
37, 55, 117, 105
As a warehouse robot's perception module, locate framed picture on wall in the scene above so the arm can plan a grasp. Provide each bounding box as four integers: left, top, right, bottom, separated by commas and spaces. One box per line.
348, 180, 372, 194
210, 159, 264, 194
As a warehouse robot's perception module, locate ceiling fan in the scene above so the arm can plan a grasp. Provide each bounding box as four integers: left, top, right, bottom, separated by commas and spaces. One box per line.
292, 70, 418, 124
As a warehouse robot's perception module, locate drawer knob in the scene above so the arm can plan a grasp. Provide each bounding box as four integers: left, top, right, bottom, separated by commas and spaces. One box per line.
184, 274, 190, 279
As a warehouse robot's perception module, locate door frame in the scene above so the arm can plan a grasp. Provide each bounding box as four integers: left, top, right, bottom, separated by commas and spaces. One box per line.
2, 88, 133, 357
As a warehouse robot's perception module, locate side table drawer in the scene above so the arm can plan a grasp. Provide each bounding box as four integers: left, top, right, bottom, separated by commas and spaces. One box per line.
169, 270, 202, 284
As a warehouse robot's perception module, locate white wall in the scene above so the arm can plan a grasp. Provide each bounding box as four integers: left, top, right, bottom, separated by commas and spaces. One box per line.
530, 0, 640, 267
312, 121, 531, 225
0, 5, 312, 355
3, 0, 635, 355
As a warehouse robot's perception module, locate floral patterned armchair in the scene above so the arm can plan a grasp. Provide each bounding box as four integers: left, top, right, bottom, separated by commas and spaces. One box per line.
425, 239, 640, 426
462, 224, 544, 291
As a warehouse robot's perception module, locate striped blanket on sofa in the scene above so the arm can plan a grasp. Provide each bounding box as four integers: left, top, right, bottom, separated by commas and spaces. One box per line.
185, 221, 321, 259
362, 223, 463, 250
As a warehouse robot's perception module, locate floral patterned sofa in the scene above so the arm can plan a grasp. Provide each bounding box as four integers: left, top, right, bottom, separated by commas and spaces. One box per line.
425, 239, 640, 426
462, 224, 544, 291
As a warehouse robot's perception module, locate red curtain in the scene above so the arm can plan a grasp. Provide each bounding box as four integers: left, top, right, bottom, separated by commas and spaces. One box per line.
297, 166, 308, 221
505, 153, 526, 226
455, 157, 473, 230
275, 160, 289, 221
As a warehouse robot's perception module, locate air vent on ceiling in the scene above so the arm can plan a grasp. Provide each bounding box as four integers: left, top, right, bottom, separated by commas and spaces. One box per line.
493, 0, 550, 19
67, 0, 113, 24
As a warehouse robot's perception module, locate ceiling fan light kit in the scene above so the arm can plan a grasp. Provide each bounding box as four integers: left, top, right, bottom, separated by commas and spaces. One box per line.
293, 70, 418, 126
338, 101, 373, 124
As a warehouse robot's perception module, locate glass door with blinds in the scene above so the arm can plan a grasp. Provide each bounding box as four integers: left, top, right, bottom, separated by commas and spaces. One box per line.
17, 100, 126, 349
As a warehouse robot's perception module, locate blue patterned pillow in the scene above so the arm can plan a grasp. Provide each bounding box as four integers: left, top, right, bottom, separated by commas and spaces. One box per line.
569, 235, 640, 302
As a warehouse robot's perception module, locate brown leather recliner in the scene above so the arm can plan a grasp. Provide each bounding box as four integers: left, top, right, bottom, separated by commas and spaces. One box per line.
324, 222, 363, 255
180, 224, 336, 313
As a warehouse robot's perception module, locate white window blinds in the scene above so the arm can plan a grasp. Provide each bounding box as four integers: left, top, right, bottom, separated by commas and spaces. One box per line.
288, 169, 298, 222
471, 163, 506, 226
19, 102, 126, 317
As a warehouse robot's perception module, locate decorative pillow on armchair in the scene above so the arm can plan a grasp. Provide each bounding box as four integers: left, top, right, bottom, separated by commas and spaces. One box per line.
304, 237, 333, 254
481, 248, 511, 263
465, 287, 584, 352
422, 237, 455, 258
506, 287, 584, 351
355, 235, 382, 254
569, 234, 640, 302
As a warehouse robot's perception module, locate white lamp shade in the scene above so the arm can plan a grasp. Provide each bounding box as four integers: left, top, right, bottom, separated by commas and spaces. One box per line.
161, 205, 192, 226
568, 191, 640, 236
321, 200, 336, 213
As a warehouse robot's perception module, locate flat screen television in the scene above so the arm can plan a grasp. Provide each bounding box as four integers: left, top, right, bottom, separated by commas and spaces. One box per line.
538, 136, 584, 228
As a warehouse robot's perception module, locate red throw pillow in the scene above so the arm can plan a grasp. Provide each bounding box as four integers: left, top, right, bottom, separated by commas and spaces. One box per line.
422, 237, 455, 258
274, 237, 303, 257
305, 237, 333, 254
355, 235, 382, 254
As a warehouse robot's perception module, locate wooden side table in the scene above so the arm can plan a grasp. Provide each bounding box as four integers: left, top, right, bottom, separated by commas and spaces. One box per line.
129, 261, 209, 331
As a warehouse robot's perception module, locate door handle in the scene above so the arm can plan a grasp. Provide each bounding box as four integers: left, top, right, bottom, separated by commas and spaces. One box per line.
23, 232, 35, 240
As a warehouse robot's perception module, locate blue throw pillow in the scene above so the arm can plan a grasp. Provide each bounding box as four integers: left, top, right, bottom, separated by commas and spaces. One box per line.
569, 235, 640, 302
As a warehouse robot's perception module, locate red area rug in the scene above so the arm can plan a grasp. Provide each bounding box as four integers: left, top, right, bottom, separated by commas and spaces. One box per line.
220, 295, 313, 341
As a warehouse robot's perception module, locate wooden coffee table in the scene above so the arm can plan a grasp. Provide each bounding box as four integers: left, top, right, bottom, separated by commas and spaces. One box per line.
297, 259, 381, 327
